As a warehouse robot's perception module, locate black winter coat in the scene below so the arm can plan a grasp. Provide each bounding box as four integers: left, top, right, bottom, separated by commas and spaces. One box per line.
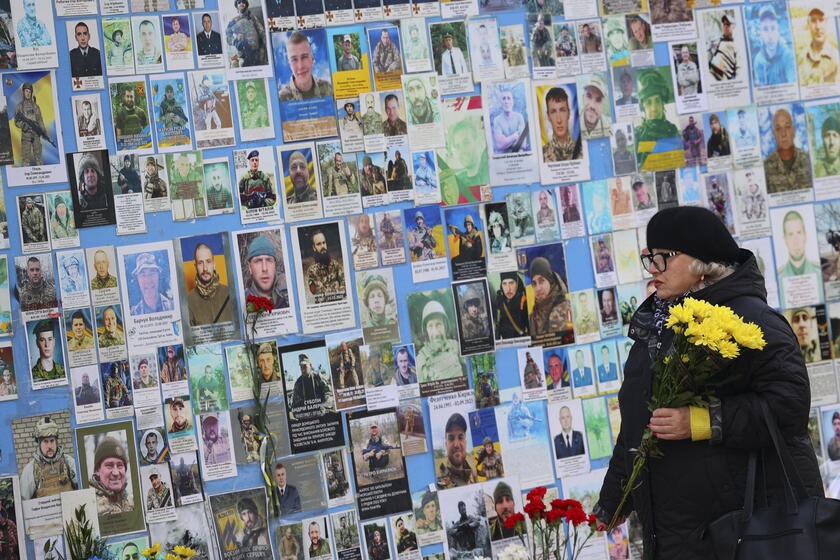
594, 250, 823, 559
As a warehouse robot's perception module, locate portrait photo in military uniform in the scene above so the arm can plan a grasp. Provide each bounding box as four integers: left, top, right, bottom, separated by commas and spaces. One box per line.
202, 158, 234, 214
316, 140, 359, 198
151, 75, 191, 149
356, 268, 399, 344
278, 144, 320, 220
444, 206, 487, 281
452, 280, 495, 356
328, 31, 368, 89
406, 289, 468, 389
367, 25, 403, 90
86, 245, 120, 300
273, 28, 335, 108
67, 149, 117, 229
396, 399, 427, 454
95, 305, 127, 356
99, 360, 133, 413
13, 412, 77, 502
139, 464, 175, 521
325, 330, 365, 410
634, 66, 685, 171
138, 427, 168, 465
439, 485, 492, 557
519, 243, 574, 348
208, 488, 272, 558
25, 316, 66, 389
234, 79, 271, 137
16, 194, 47, 246
807, 104, 840, 179
5, 71, 60, 169
175, 232, 240, 345
234, 227, 292, 314
122, 248, 175, 317
331, 509, 359, 552
166, 150, 208, 221
108, 79, 153, 152
296, 222, 348, 306
220, 0, 270, 71
759, 103, 813, 195
75, 420, 144, 536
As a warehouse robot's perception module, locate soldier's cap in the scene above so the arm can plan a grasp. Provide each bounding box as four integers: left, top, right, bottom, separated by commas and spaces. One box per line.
24, 196, 34, 204
606, 21, 625, 36
369, 348, 381, 359
421, 491, 435, 507
638, 70, 671, 104
421, 299, 448, 327
482, 436, 493, 445
138, 358, 148, 367
362, 273, 389, 305
758, 5, 777, 21
202, 415, 219, 427
443, 31, 453, 39
167, 345, 176, 352
809, 8, 825, 18
721, 14, 732, 24
414, 210, 425, 222
33, 319, 54, 335
132, 252, 162, 277
257, 342, 274, 356
237, 497, 258, 514
627, 14, 644, 24
22, 82, 32, 91
245, 81, 256, 91
124, 155, 132, 163
149, 469, 160, 479
246, 235, 276, 261
584, 74, 607, 96
298, 353, 311, 365
94, 437, 128, 470
463, 286, 481, 308
560, 25, 570, 32
488, 211, 504, 227
822, 116, 840, 138
369, 422, 378, 428
34, 416, 60, 440
62, 254, 80, 270
463, 214, 474, 226
235, 0, 249, 6
145, 157, 160, 169
493, 481, 513, 503
445, 412, 467, 433
529, 257, 555, 285
169, 397, 185, 408
343, 34, 352, 42
362, 155, 373, 167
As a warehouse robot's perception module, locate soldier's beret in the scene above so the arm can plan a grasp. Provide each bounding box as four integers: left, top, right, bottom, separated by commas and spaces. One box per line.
247, 150, 260, 159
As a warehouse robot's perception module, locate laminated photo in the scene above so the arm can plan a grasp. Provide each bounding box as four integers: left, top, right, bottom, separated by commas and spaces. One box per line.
704, 111, 733, 172
230, 406, 262, 464
188, 344, 228, 413
467, 18, 503, 83
728, 106, 761, 169
193, 11, 224, 69
168, 452, 204, 506
139, 464, 176, 523
15, 252, 56, 319
108, 77, 153, 154
273, 29, 337, 141
529, 14, 556, 79
361, 342, 398, 410
323, 0, 353, 26
613, 66, 639, 120
500, 23, 529, 79
325, 329, 366, 410
323, 451, 353, 508
129, 352, 161, 408
233, 146, 281, 224
613, 228, 643, 284
783, 305, 832, 364
452, 279, 495, 356
166, 150, 206, 221
4, 70, 67, 186
130, 16, 164, 74
696, 7, 751, 110
704, 172, 736, 236
0, 339, 16, 399
234, 77, 275, 141
544, 347, 572, 401
557, 184, 584, 238
278, 141, 323, 223
356, 267, 399, 344
390, 514, 420, 559
331, 509, 362, 555
533, 189, 561, 243
604, 15, 629, 67
150, 73, 193, 152
316, 140, 363, 217
271, 454, 328, 516
266, 0, 296, 30
71, 93, 106, 152
677, 166, 703, 206
337, 97, 364, 153
517, 243, 573, 348
483, 79, 539, 186
355, 150, 388, 205
445, 205, 486, 281
279, 340, 346, 454
375, 209, 407, 266
594, 339, 621, 393
164, 394, 197, 454
95, 305, 127, 363
570, 344, 596, 398
517, 347, 547, 401
66, 19, 104, 91
482, 202, 516, 273
591, 232, 618, 287
162, 14, 193, 71
385, 145, 411, 203
71, 364, 104, 424
26, 316, 67, 390
650, 0, 695, 43
548, 398, 590, 477
397, 397, 425, 449
771, 204, 823, 308
732, 167, 771, 239
439, 95, 490, 206
0, 476, 26, 558
74, 419, 145, 536
202, 156, 234, 215
401, 18, 432, 73
634, 66, 685, 171
102, 17, 134, 76
626, 13, 654, 66
232, 226, 298, 337
577, 20, 607, 73
198, 411, 238, 481
412, 489, 444, 547
506, 191, 534, 247
220, 0, 273, 80
327, 26, 372, 99
303, 516, 333, 560
534, 81, 590, 185
607, 176, 635, 230
487, 271, 529, 347
669, 41, 707, 114
188, 69, 236, 149
66, 150, 117, 229
148, 503, 215, 557
815, 201, 840, 301
347, 407, 412, 520
10, 0, 58, 69
570, 289, 600, 344
744, 2, 798, 105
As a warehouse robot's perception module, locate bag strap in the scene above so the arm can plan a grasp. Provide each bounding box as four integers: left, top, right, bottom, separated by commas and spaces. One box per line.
758, 399, 806, 512
742, 452, 758, 517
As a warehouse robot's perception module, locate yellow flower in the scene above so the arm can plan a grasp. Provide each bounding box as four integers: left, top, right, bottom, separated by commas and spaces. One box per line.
666, 303, 694, 327
142, 544, 161, 558
164, 554, 180, 560
173, 546, 197, 558
717, 339, 740, 359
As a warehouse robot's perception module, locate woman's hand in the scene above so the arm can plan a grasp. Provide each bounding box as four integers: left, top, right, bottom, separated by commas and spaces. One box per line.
649, 407, 691, 440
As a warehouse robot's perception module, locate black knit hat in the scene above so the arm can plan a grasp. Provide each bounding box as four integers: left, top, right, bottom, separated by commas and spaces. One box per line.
646, 206, 739, 264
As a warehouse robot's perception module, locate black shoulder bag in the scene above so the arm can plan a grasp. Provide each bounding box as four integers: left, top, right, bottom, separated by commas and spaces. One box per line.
703, 399, 840, 559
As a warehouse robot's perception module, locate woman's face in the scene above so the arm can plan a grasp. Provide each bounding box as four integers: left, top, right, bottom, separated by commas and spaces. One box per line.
645, 248, 701, 300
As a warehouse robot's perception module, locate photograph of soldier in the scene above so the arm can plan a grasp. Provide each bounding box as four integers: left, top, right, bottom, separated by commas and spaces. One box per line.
332, 510, 358, 551
190, 355, 227, 413
489, 84, 529, 154
14, 0, 51, 48
153, 79, 190, 143
571, 290, 599, 340
320, 148, 358, 197
393, 515, 418, 553
191, 72, 232, 133
681, 115, 706, 167
169, 452, 202, 506
762, 105, 812, 193
236, 229, 290, 310
17, 195, 46, 245
489, 272, 528, 340
406, 207, 444, 263
232, 409, 261, 464
519, 350, 543, 390
355, 269, 398, 344
453, 280, 494, 355
143, 467, 173, 510
112, 154, 141, 195
363, 523, 388, 560
69, 21, 102, 78
408, 289, 467, 385
164, 16, 190, 55
747, 4, 796, 88
706, 12, 738, 81
277, 30, 334, 101
124, 250, 174, 315
286, 349, 335, 417
393, 346, 417, 386
133, 18, 162, 67
488, 481, 517, 540
323, 451, 350, 503
442, 492, 491, 557
100, 361, 131, 411
812, 110, 840, 177
334, 33, 361, 71
635, 67, 683, 170
279, 147, 317, 209
48, 194, 76, 243
236, 80, 270, 131
413, 490, 443, 538
673, 44, 700, 95
66, 309, 94, 354
370, 27, 402, 74
612, 125, 636, 175
378, 94, 406, 140
252, 341, 280, 393
166, 151, 207, 221
579, 21, 602, 54
303, 519, 330, 559
362, 345, 390, 388
179, 233, 235, 328
68, 150, 115, 228
578, 73, 610, 140
446, 207, 485, 280
223, 0, 268, 68
705, 113, 731, 158
298, 223, 346, 305
338, 99, 362, 143
11, 79, 52, 167
529, 15, 554, 68
626, 13, 652, 51
0, 479, 20, 558
27, 317, 65, 386
96, 305, 125, 349
784, 306, 824, 363
349, 215, 377, 269
773, 206, 824, 305
204, 160, 233, 211
195, 12, 222, 56
158, 345, 187, 383
111, 81, 151, 151
277, 523, 304, 559
17, 414, 77, 500
432, 25, 470, 76
75, 98, 102, 138
538, 85, 582, 163
385, 148, 410, 192
357, 154, 387, 197
139, 428, 166, 464
604, 16, 628, 66
88, 247, 118, 293
475, 436, 504, 481
166, 396, 193, 435
501, 25, 526, 72
200, 414, 232, 466
104, 23, 132, 71
522, 245, 574, 346
794, 7, 839, 86
360, 93, 382, 136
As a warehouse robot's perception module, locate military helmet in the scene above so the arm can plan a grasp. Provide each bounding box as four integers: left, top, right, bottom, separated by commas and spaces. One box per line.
421, 300, 447, 327
34, 416, 60, 440
22, 82, 32, 92
482, 436, 493, 445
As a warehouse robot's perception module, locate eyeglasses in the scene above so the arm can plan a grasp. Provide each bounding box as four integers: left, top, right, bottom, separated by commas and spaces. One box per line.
639, 251, 679, 272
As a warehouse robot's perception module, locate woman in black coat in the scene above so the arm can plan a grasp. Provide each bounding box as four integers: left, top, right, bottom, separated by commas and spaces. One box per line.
594, 206, 823, 559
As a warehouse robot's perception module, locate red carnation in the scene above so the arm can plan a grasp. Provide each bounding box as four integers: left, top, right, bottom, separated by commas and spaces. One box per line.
504, 512, 525, 529
246, 295, 273, 313
523, 500, 546, 520
527, 486, 548, 501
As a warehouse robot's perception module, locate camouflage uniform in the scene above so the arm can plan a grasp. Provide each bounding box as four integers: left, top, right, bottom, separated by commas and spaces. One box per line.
113, 100, 149, 137
287, 183, 317, 204
462, 311, 488, 339
146, 482, 172, 509
305, 258, 345, 302
19, 277, 56, 310
91, 274, 118, 290
32, 360, 64, 382
408, 223, 437, 261
437, 457, 477, 488
798, 45, 839, 85
144, 171, 168, 199
372, 40, 401, 73
476, 447, 504, 478
160, 358, 187, 383
361, 109, 383, 136
353, 230, 377, 254
323, 164, 357, 197
105, 373, 129, 408
99, 330, 125, 348
240, 97, 269, 129
14, 88, 45, 166
21, 204, 46, 242
507, 41, 525, 66
278, 77, 333, 101
337, 53, 361, 71
383, 117, 407, 136
16, 15, 51, 48
68, 332, 95, 351
20, 418, 78, 499
91, 476, 134, 514
225, 7, 267, 66
543, 135, 581, 162
763, 148, 812, 193
238, 170, 276, 208
359, 166, 386, 196
207, 186, 233, 210
582, 116, 611, 140
417, 338, 463, 382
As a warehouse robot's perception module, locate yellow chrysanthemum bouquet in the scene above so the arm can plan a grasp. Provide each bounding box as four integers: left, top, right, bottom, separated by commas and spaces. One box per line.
608, 297, 766, 529
140, 543, 196, 560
